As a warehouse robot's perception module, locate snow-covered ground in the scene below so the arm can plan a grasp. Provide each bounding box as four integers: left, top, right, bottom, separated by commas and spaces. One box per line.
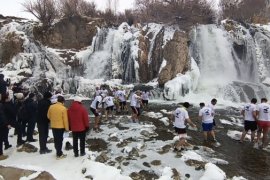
0, 107, 254, 180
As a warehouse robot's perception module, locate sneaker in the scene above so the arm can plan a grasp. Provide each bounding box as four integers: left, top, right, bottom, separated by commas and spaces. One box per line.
40, 149, 52, 154
4, 144, 12, 150
80, 152, 86, 156
0, 155, 8, 160
74, 154, 79, 157
56, 154, 67, 160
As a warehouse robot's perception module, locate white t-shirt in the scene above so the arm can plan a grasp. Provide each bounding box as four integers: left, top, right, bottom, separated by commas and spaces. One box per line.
242, 103, 257, 121
199, 106, 214, 123
173, 107, 189, 129
207, 103, 215, 118
117, 90, 126, 102
101, 89, 108, 96
95, 90, 101, 96
257, 103, 270, 121
130, 93, 139, 107
104, 96, 114, 107
141, 92, 150, 100
90, 95, 102, 109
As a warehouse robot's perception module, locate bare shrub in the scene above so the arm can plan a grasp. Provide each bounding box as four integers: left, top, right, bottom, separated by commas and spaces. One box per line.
134, 0, 215, 29
22, 0, 59, 27
78, 1, 97, 17
59, 0, 81, 17
221, 0, 268, 23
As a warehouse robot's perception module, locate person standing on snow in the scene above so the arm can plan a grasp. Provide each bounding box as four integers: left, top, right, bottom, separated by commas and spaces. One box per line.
47, 95, 69, 159
68, 96, 89, 157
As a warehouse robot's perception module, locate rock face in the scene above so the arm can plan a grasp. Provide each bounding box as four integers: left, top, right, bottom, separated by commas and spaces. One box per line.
0, 32, 24, 65
158, 31, 189, 86
137, 26, 189, 86
33, 16, 105, 49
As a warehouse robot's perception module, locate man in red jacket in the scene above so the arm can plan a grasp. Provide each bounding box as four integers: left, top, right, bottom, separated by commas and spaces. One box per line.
68, 96, 89, 157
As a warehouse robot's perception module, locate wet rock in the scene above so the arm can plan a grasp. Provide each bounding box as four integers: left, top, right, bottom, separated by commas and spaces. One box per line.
122, 161, 129, 166
86, 138, 108, 152
108, 136, 119, 142
185, 160, 206, 171
158, 144, 172, 154
108, 124, 116, 129
117, 140, 130, 148
128, 148, 140, 157
174, 151, 182, 158
85, 175, 93, 179
129, 170, 159, 180
17, 143, 38, 153
107, 161, 116, 166
115, 156, 125, 163
81, 168, 87, 174
115, 123, 130, 130
65, 142, 73, 151
143, 162, 151, 168
140, 130, 150, 137
0, 166, 55, 180
171, 168, 181, 180
185, 174, 190, 178
140, 154, 147, 159
150, 160, 161, 166
95, 152, 109, 163
193, 146, 200, 150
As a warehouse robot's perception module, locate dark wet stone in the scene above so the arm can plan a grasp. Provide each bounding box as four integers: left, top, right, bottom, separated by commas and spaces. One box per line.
85, 175, 93, 179
140, 154, 147, 159
150, 160, 161, 166
95, 152, 109, 163
193, 146, 200, 150
107, 161, 116, 166
143, 162, 151, 168
115, 156, 125, 163
128, 148, 139, 157
158, 144, 172, 154
140, 130, 150, 137
115, 123, 129, 130
117, 140, 130, 148
129, 170, 159, 180
123, 161, 130, 166
86, 138, 108, 152
17, 143, 38, 153
185, 174, 190, 178
171, 168, 181, 180
185, 159, 206, 171
81, 168, 87, 174
108, 136, 119, 142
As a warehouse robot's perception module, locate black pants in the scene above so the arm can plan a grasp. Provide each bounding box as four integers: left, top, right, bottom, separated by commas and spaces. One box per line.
0, 126, 7, 155
37, 123, 49, 151
72, 131, 86, 155
52, 128, 64, 156
27, 117, 36, 140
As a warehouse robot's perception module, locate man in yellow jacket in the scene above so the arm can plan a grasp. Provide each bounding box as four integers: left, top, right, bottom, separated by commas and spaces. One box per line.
47, 95, 69, 159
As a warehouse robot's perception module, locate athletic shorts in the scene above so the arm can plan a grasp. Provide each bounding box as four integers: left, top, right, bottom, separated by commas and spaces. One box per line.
142, 100, 148, 105
257, 121, 270, 129
244, 120, 257, 131
131, 106, 140, 116
202, 123, 213, 131
120, 101, 126, 106
90, 108, 99, 117
174, 127, 187, 138
106, 106, 114, 111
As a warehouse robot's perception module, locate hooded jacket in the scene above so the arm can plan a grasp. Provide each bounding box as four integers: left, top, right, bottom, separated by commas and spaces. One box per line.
68, 101, 89, 132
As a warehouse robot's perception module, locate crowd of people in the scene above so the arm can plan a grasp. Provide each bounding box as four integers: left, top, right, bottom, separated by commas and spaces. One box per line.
1, 73, 269, 161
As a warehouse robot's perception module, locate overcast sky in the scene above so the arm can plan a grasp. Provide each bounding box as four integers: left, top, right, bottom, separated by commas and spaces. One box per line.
0, 0, 135, 20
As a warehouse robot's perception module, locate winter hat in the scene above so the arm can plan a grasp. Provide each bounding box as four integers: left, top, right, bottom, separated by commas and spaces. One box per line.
74, 96, 82, 102
14, 93, 24, 100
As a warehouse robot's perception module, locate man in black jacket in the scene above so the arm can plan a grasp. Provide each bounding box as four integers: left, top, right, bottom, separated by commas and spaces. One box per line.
37, 92, 52, 154
25, 93, 38, 142
0, 74, 10, 101
0, 102, 9, 160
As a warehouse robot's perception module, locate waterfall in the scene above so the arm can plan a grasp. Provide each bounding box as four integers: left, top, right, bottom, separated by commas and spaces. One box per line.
187, 23, 270, 103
